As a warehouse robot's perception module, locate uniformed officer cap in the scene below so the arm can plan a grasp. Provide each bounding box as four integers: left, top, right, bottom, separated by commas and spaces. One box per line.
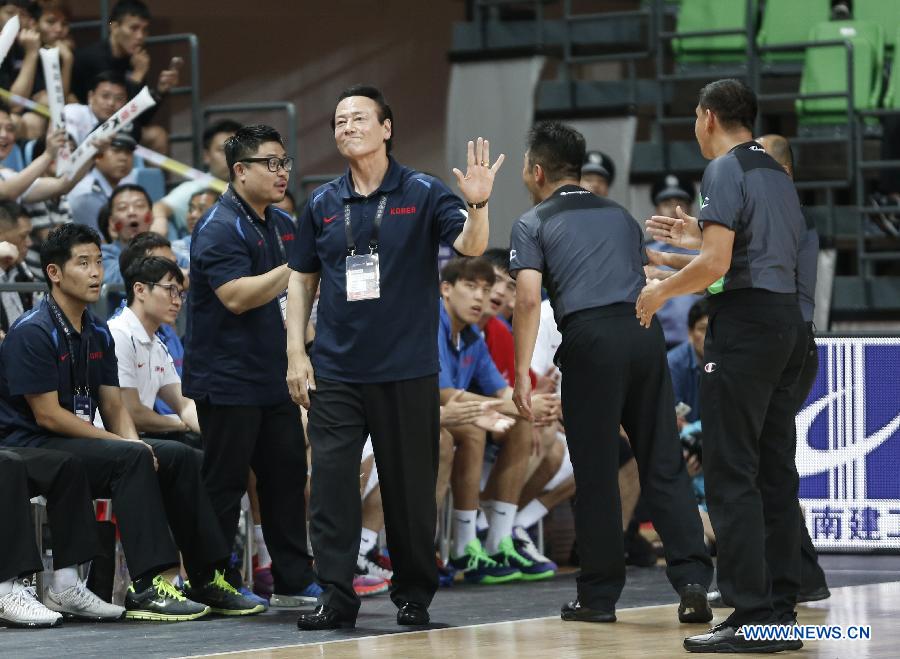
581, 150, 615, 184
651, 173, 695, 206
109, 132, 137, 151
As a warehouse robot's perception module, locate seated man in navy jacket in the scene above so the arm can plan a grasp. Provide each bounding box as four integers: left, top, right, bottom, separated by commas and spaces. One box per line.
0, 223, 262, 621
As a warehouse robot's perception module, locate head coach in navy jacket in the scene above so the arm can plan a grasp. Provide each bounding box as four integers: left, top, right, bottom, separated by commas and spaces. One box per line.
285, 85, 504, 630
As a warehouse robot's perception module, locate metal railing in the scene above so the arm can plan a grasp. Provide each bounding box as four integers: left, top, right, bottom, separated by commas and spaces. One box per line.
68, 0, 110, 41
145, 33, 203, 168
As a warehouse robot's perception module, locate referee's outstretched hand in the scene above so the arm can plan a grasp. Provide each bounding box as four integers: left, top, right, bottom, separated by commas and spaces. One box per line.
646, 206, 702, 250
452, 137, 505, 206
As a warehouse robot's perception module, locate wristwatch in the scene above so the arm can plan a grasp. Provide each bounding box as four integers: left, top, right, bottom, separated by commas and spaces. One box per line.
467, 198, 489, 209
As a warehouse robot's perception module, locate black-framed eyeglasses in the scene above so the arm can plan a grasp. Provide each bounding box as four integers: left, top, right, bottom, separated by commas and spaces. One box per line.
141, 282, 186, 303
239, 156, 294, 173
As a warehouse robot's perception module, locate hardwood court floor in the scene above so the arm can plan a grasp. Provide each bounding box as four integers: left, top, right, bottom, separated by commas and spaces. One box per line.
188, 581, 897, 659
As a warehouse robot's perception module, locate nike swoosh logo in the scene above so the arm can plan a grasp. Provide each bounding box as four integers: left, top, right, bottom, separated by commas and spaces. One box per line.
700, 202, 709, 210
323, 215, 337, 224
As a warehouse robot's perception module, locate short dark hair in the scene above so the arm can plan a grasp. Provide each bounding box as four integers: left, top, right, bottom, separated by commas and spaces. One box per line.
440, 256, 496, 286
108, 184, 152, 217
40, 223, 102, 284
697, 79, 757, 132
90, 70, 128, 94
688, 298, 710, 329
482, 247, 510, 275
202, 119, 242, 151
123, 255, 184, 306
223, 124, 284, 181
0, 200, 24, 230
110, 0, 150, 23
331, 84, 393, 154
118, 231, 172, 276
189, 187, 219, 204
526, 121, 585, 183
0, 99, 11, 117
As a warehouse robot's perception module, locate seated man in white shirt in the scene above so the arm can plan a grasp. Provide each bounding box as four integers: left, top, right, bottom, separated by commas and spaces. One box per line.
107, 254, 199, 445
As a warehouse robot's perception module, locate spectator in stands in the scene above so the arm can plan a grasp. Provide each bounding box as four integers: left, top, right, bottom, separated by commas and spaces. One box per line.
644, 174, 701, 348
63, 71, 135, 147
25, 211, 68, 282
171, 187, 217, 265
0, 101, 96, 204
184, 124, 319, 610
0, 3, 42, 137
0, 201, 35, 335
0, 223, 264, 620
67, 132, 138, 232
27, 1, 74, 98
71, 0, 181, 153
0, 447, 124, 626
438, 257, 560, 583
151, 119, 239, 238
667, 298, 708, 426
580, 150, 615, 197
274, 188, 296, 221
99, 183, 153, 284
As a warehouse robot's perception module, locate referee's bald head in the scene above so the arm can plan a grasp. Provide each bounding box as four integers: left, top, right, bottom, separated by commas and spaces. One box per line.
756, 134, 794, 179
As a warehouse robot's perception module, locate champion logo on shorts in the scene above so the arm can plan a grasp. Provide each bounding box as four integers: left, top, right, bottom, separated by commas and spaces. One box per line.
704, 362, 717, 373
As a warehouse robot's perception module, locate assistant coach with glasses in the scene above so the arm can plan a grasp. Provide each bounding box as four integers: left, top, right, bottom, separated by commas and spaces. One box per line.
183, 124, 319, 605
285, 84, 503, 630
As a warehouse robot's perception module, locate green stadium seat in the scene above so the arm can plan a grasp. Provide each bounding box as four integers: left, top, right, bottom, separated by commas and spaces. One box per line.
672, 0, 758, 64
756, 0, 832, 62
854, 0, 900, 51
796, 20, 884, 124
884, 25, 900, 107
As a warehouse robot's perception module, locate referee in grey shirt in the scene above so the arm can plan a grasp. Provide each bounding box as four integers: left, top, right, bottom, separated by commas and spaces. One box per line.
510, 121, 713, 625
637, 80, 808, 653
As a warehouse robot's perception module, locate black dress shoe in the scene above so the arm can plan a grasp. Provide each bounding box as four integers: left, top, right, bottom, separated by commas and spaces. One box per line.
560, 600, 616, 623
678, 584, 713, 623
296, 605, 356, 630
798, 585, 831, 603
397, 602, 430, 626
684, 622, 802, 653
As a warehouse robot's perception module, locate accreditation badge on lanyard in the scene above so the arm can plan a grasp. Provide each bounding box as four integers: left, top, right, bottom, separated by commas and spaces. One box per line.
344, 195, 387, 302
47, 298, 92, 422
241, 195, 290, 324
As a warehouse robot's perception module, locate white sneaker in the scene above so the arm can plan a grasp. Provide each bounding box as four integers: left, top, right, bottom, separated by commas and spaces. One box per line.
46, 580, 125, 621
356, 550, 394, 582
512, 525, 553, 563
0, 579, 63, 628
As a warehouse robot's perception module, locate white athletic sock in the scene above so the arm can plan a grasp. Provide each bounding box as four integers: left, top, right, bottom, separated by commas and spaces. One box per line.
485, 500, 518, 554
451, 509, 478, 558
475, 499, 494, 531
49, 566, 79, 593
254, 525, 272, 567
514, 499, 549, 530
0, 578, 15, 595
359, 527, 379, 557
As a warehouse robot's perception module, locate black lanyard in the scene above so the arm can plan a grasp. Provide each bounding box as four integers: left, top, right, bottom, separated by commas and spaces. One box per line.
344, 195, 388, 256
46, 297, 90, 396
229, 189, 287, 263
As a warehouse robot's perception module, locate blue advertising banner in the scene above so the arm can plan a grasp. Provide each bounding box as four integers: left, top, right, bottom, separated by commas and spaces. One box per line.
798, 337, 900, 552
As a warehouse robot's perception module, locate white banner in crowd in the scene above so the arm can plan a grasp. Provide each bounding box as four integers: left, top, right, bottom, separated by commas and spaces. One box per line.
0, 15, 19, 67
39, 47, 71, 175
62, 86, 157, 179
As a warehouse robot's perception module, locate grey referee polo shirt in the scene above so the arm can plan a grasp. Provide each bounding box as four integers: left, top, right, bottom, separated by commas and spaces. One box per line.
509, 184, 647, 326
698, 142, 805, 294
